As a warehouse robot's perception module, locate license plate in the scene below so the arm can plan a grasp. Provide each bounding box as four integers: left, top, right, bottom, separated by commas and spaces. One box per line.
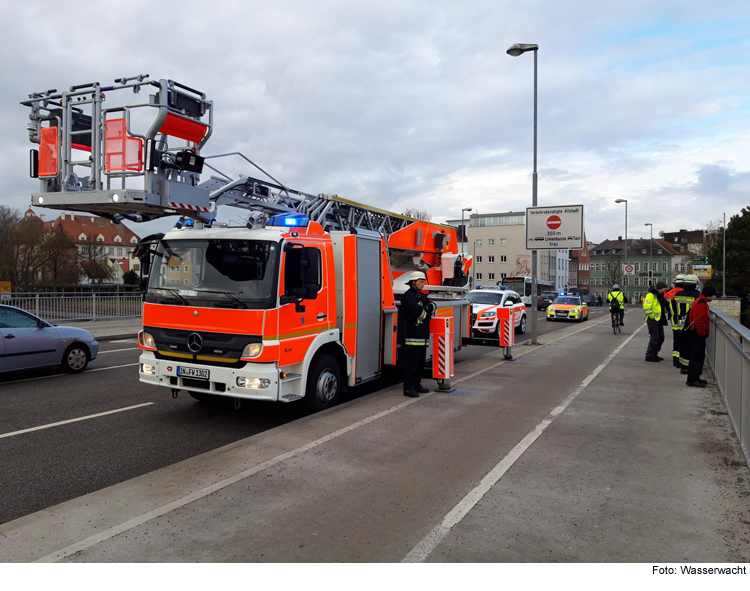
555, 312, 567, 317
177, 366, 210, 380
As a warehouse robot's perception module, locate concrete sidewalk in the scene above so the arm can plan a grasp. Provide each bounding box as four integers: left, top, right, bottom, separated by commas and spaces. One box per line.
2, 313, 748, 562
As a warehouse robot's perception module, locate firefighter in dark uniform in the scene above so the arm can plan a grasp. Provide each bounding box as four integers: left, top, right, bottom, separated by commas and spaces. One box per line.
401, 271, 437, 397
666, 274, 700, 370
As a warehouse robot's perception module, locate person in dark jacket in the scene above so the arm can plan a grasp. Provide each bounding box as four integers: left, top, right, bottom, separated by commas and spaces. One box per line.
401, 271, 437, 397
643, 281, 670, 361
683, 285, 716, 387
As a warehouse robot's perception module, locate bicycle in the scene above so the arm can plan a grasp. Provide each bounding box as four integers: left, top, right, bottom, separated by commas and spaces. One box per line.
611, 309, 621, 334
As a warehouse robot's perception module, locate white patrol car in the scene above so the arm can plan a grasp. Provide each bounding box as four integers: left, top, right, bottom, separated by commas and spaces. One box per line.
466, 286, 527, 337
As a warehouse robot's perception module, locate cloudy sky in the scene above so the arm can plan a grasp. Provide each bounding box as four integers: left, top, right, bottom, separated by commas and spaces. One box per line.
2, 0, 748, 243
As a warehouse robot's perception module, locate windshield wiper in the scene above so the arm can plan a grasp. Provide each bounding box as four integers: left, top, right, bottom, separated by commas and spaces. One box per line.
193, 289, 249, 309
154, 288, 189, 305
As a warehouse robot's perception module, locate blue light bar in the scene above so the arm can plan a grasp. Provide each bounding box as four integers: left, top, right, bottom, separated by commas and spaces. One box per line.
268, 213, 310, 227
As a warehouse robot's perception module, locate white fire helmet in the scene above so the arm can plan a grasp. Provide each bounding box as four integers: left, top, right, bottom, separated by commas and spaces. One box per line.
406, 271, 427, 283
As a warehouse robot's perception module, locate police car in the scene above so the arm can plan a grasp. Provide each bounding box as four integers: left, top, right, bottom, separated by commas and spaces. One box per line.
545, 293, 589, 322
466, 285, 527, 337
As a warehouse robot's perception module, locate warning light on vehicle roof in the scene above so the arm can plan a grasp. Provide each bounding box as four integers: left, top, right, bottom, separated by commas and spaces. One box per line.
268, 213, 310, 227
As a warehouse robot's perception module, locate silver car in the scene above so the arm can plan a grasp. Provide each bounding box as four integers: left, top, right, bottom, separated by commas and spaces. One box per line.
0, 305, 99, 374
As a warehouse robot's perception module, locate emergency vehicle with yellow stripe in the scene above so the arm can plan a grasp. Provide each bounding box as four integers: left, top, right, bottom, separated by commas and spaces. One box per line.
22, 75, 473, 411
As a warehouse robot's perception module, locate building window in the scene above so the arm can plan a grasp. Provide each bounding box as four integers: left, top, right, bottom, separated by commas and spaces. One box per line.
652, 262, 657, 271
97, 236, 104, 242
108, 247, 114, 255
634, 277, 640, 286
488, 256, 495, 263
117, 247, 123, 257
476, 256, 482, 263
488, 239, 495, 246
475, 273, 482, 280
184, 265, 189, 273
635, 262, 640, 271
114, 235, 121, 243
475, 239, 482, 247
662, 262, 667, 271
500, 239, 507, 246
500, 255, 507, 263
500, 273, 507, 279
184, 279, 189, 285
488, 273, 495, 280
624, 277, 629, 286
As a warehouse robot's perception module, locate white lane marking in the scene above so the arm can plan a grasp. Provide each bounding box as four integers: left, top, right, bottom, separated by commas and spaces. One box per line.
0, 363, 140, 385
33, 312, 629, 563
88, 363, 140, 372
110, 339, 137, 344
0, 403, 155, 440
402, 323, 646, 563
98, 348, 140, 354
35, 395, 425, 563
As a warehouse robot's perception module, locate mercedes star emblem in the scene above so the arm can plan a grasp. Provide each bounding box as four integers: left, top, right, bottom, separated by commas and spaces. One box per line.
187, 332, 203, 353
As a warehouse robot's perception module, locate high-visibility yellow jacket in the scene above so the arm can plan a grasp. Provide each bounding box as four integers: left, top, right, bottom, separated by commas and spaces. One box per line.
643, 289, 663, 322
607, 290, 624, 310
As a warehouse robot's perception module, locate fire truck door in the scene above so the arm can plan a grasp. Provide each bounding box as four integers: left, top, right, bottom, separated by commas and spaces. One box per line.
278, 245, 330, 366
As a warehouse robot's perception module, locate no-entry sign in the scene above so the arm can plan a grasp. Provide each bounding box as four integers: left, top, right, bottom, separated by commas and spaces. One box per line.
526, 205, 585, 250
546, 215, 562, 230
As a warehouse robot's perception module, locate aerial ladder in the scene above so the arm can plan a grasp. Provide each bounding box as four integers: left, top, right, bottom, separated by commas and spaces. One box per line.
22, 75, 473, 409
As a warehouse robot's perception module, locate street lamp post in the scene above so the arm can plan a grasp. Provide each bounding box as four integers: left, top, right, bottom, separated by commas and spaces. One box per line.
644, 223, 653, 287
723, 212, 726, 297
461, 207, 472, 254
615, 199, 628, 302
507, 42, 539, 344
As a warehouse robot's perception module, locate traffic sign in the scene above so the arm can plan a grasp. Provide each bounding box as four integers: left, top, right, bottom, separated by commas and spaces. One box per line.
692, 256, 708, 265
546, 215, 562, 230
623, 264, 635, 275
693, 264, 712, 280
526, 205, 584, 250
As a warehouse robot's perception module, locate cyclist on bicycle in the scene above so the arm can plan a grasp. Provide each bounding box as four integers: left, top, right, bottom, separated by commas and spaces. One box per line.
607, 284, 625, 326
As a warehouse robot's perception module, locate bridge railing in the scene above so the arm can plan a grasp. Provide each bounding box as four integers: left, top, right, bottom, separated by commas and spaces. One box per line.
707, 308, 749, 467
1, 292, 142, 322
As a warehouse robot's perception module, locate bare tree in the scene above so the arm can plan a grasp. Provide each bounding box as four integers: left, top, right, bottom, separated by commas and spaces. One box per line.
403, 208, 432, 222
0, 206, 20, 284
41, 226, 80, 288
602, 255, 623, 288
79, 236, 113, 284
13, 213, 46, 291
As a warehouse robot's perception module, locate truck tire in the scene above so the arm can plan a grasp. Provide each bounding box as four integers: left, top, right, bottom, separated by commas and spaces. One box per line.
306, 354, 341, 412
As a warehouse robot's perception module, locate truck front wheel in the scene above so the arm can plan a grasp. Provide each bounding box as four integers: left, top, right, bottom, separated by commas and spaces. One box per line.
306, 354, 341, 412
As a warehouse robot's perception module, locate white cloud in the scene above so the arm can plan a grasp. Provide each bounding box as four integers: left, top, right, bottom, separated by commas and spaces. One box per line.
1, 0, 749, 244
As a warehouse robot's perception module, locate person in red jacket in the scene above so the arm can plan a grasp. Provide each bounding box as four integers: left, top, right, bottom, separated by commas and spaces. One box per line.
683, 285, 716, 388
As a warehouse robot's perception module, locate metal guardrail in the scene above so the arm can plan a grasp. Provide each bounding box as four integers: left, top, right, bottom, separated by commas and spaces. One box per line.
1, 292, 142, 322
707, 308, 749, 467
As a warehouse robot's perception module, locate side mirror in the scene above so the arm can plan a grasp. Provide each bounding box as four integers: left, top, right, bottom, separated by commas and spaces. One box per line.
504, 301, 514, 307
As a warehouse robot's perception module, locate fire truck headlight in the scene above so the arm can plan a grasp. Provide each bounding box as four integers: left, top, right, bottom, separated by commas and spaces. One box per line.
141, 363, 156, 375
241, 343, 262, 358
138, 330, 156, 350
481, 311, 496, 319
236, 377, 270, 389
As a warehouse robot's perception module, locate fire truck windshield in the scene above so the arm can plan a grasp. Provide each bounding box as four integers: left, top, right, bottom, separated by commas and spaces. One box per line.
146, 239, 280, 309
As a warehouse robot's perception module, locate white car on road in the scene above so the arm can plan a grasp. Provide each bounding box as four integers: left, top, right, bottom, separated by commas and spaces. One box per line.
466, 286, 527, 338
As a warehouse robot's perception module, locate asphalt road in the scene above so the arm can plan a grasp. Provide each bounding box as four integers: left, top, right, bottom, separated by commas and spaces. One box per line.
0, 306, 611, 525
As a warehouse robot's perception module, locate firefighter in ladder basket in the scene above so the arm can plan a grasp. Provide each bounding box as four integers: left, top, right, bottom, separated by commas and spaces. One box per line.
401, 271, 437, 398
